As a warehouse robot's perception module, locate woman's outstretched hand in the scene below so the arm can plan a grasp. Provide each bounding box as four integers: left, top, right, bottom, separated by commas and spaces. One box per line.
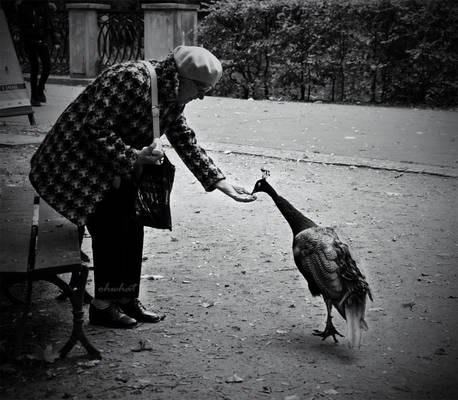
215, 180, 257, 202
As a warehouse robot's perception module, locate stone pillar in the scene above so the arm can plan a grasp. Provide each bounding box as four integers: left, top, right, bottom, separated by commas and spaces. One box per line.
142, 2, 199, 60
66, 3, 110, 78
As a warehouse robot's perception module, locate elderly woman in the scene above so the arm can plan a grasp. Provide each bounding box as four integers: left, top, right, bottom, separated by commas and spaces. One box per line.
29, 46, 256, 328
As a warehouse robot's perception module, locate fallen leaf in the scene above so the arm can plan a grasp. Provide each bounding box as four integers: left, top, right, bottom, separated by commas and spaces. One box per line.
392, 385, 411, 392
0, 364, 17, 374
137, 378, 153, 386
131, 340, 153, 352
45, 370, 57, 379
226, 373, 244, 383
141, 274, 164, 280
262, 386, 272, 394
402, 302, 416, 311
284, 396, 300, 400
276, 329, 289, 334
77, 359, 100, 368
323, 388, 339, 395
434, 348, 447, 356
29, 344, 60, 363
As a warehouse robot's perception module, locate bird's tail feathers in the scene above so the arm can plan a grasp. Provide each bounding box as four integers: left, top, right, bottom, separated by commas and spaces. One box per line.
344, 293, 369, 349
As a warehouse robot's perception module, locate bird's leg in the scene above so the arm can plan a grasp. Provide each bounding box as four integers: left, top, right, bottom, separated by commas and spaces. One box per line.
313, 299, 344, 343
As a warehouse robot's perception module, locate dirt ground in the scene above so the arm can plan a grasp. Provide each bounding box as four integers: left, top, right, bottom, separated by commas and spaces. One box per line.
0, 142, 457, 400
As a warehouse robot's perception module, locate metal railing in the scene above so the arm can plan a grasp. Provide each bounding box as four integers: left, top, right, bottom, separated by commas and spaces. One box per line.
5, 7, 144, 76
50, 12, 70, 74
97, 11, 144, 71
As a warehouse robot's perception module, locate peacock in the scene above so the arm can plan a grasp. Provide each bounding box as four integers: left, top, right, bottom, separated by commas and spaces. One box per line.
252, 169, 373, 348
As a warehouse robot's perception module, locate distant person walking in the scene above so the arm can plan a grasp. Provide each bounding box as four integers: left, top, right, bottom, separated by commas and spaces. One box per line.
16, 0, 58, 106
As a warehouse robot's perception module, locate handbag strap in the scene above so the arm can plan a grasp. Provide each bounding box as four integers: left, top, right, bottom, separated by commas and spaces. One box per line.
141, 60, 160, 140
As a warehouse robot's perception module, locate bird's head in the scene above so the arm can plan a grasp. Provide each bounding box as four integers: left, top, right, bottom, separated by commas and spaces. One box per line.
252, 168, 271, 194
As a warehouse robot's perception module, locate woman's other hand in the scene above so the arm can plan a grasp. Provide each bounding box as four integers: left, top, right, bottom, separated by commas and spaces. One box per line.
135, 142, 164, 165
116, 142, 164, 187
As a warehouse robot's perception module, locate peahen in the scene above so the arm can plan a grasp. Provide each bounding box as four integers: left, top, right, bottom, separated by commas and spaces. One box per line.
252, 169, 373, 348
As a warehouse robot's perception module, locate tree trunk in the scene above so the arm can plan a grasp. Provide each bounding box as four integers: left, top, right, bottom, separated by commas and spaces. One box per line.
331, 76, 335, 102
370, 30, 378, 103
307, 67, 311, 102
300, 68, 305, 101
370, 71, 377, 103
263, 49, 270, 99
340, 66, 345, 102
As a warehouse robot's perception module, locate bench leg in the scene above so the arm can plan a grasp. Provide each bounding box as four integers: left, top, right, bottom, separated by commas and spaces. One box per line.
14, 276, 34, 352
45, 269, 101, 359
55, 271, 93, 304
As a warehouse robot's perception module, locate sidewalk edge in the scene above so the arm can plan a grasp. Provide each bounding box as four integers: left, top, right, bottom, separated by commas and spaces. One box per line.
24, 73, 93, 87
198, 142, 458, 179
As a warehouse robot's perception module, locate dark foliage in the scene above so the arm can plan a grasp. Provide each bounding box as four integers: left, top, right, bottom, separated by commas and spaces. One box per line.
199, 0, 458, 107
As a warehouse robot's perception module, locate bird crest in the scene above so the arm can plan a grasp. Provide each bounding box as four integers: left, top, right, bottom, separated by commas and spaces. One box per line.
261, 168, 270, 180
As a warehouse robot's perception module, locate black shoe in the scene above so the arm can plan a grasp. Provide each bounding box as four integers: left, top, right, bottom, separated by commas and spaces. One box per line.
119, 299, 165, 323
89, 303, 137, 328
80, 250, 90, 263
37, 90, 46, 103
30, 97, 41, 106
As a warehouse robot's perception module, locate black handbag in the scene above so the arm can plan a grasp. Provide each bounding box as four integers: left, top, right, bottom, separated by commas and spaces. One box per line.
135, 61, 175, 230
135, 155, 175, 230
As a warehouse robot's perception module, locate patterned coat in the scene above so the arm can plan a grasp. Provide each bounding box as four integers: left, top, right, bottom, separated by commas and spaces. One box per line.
29, 55, 225, 225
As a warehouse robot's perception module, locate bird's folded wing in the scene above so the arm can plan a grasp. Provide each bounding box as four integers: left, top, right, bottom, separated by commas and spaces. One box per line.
333, 241, 373, 301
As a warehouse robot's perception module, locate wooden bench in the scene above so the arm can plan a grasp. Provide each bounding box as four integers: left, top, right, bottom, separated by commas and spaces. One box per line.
0, 184, 101, 359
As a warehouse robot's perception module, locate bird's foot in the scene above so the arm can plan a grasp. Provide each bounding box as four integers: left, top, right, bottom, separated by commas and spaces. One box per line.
313, 323, 344, 343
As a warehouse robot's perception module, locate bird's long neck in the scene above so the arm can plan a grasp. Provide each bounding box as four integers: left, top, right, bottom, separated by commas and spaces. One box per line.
262, 183, 316, 236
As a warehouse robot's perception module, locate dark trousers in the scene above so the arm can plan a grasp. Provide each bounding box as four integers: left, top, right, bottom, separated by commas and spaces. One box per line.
24, 40, 51, 97
86, 181, 144, 300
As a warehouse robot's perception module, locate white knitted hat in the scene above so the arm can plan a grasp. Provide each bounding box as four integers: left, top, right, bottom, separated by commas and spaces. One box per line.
173, 46, 222, 87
